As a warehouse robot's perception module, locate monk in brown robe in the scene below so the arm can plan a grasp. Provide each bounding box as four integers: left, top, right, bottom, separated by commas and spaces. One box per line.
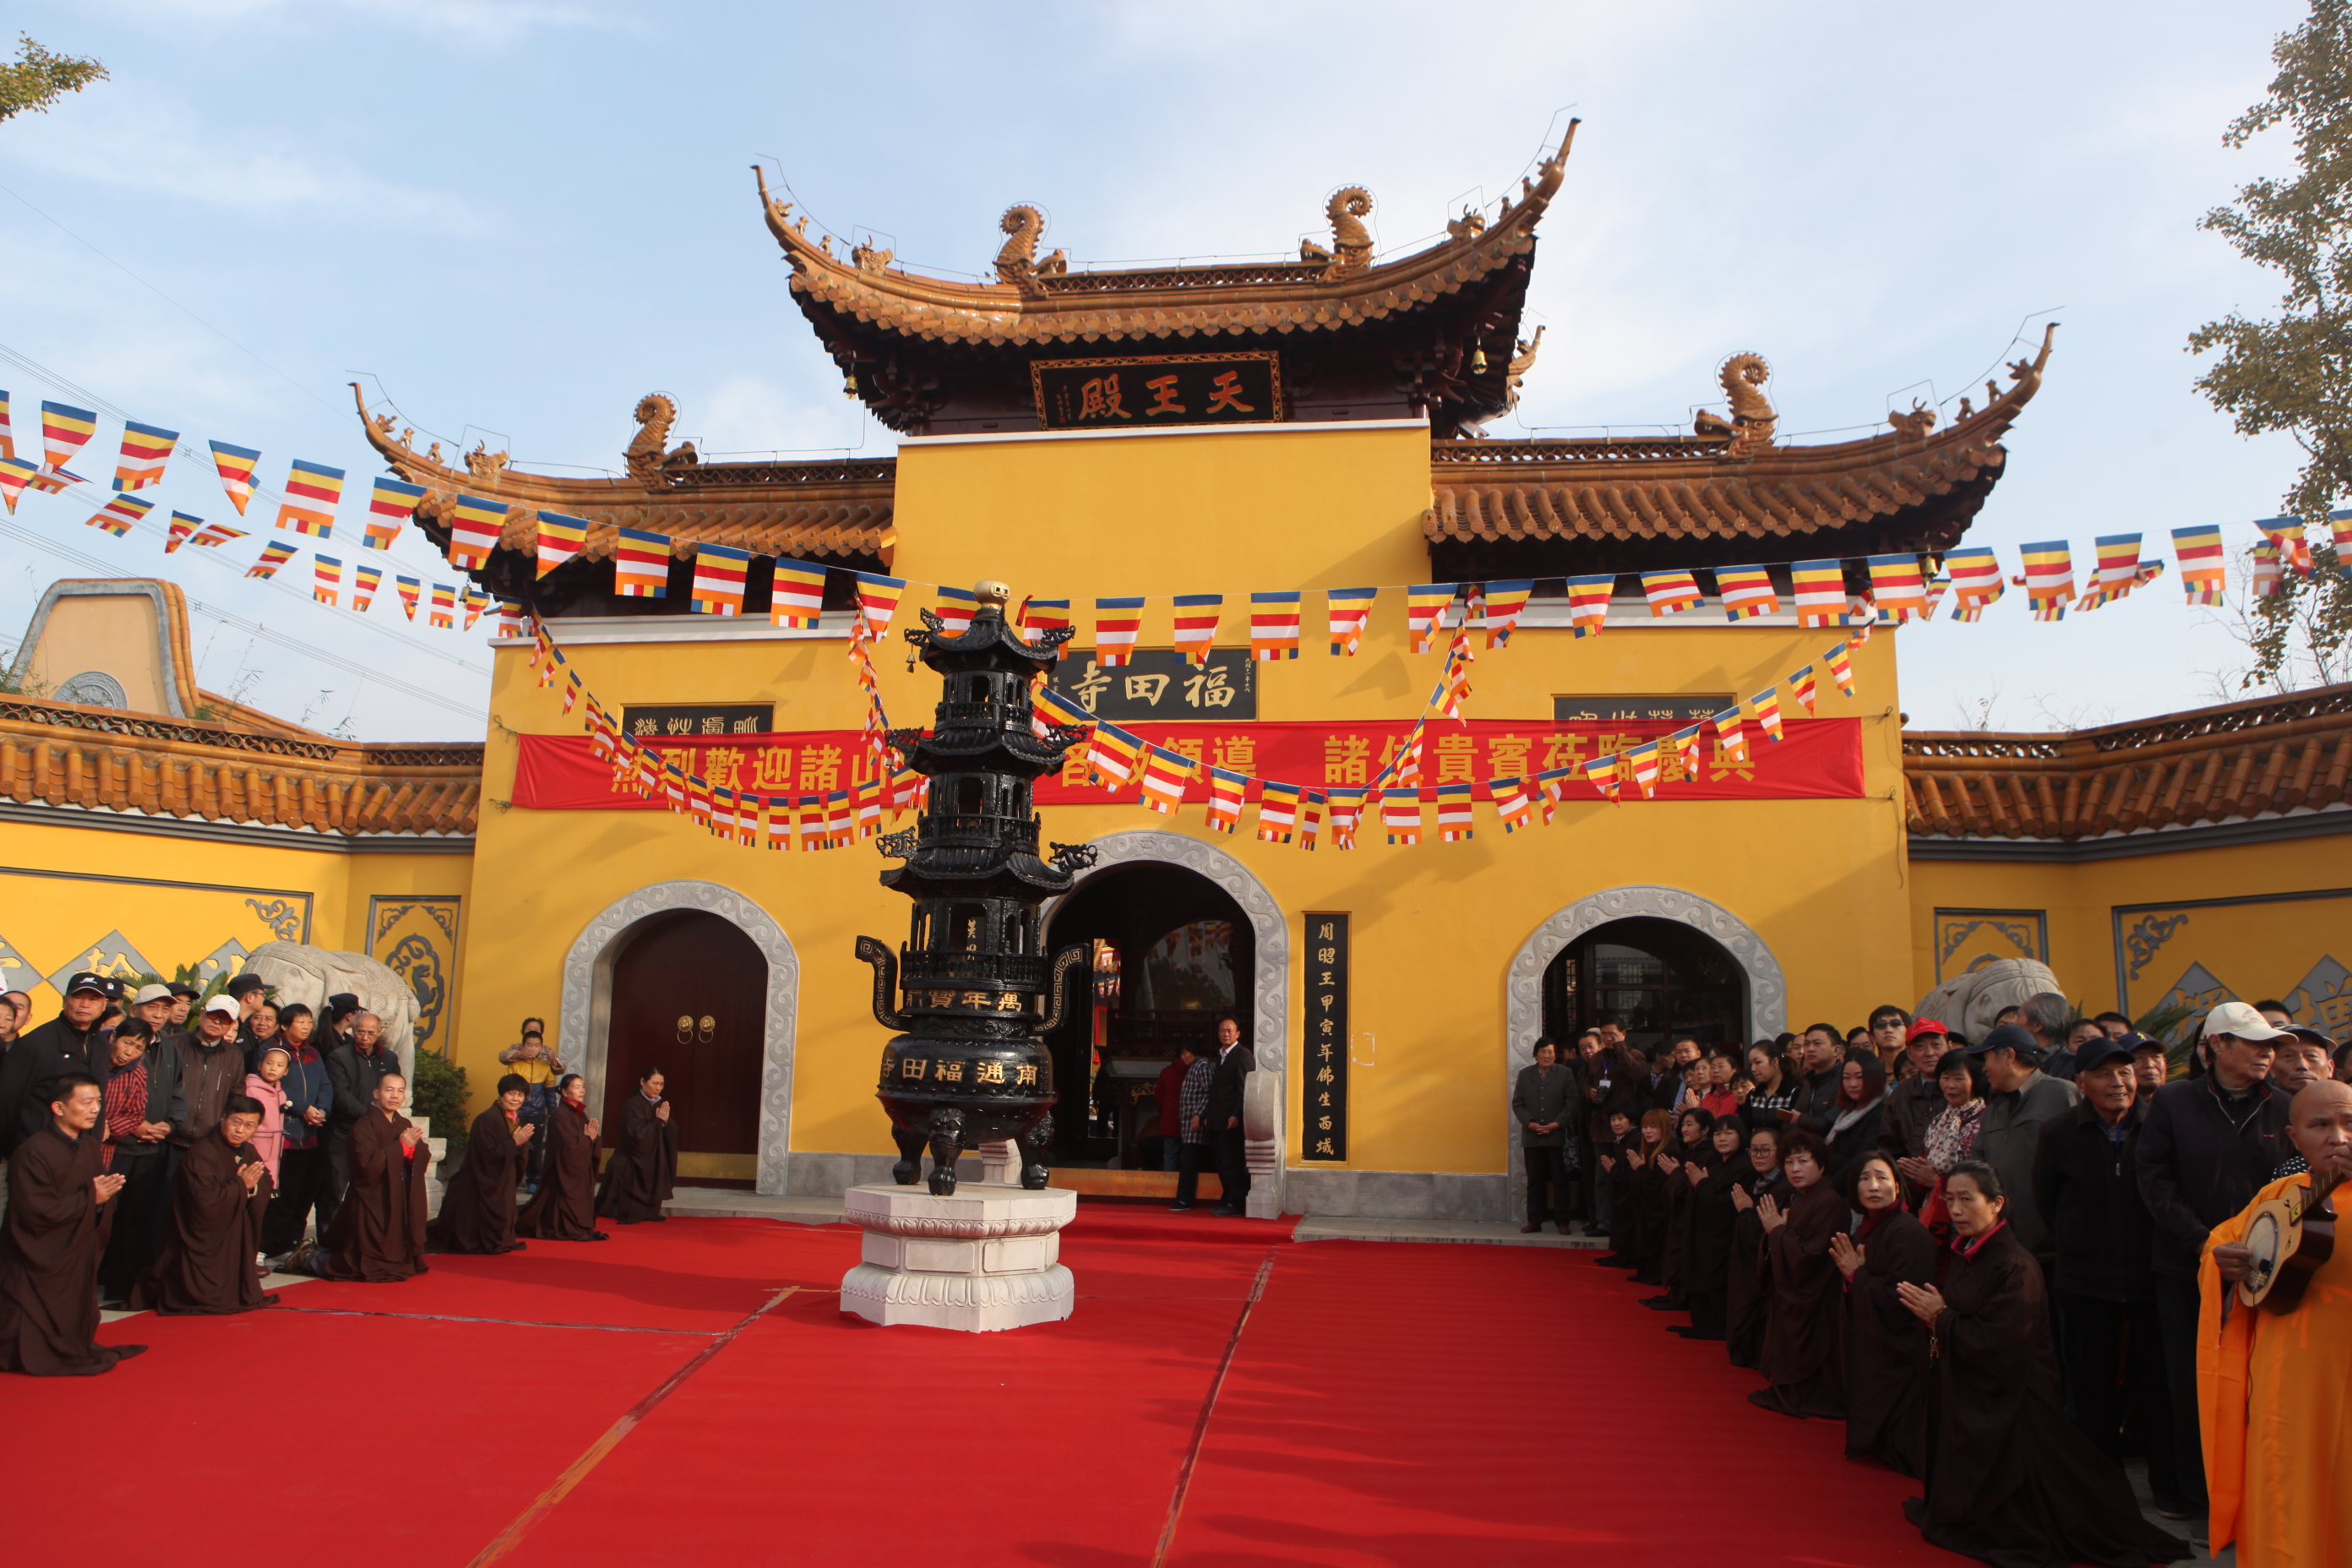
1897, 1159, 2189, 1566
427, 1073, 534, 1255
1749, 1127, 1854, 1418
133, 1093, 277, 1315
0, 1074, 145, 1375
518, 1074, 607, 1241
320, 1072, 431, 1282
596, 1066, 677, 1224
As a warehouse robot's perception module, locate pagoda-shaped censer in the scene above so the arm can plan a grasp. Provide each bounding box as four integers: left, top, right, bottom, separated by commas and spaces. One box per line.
856, 580, 1096, 1196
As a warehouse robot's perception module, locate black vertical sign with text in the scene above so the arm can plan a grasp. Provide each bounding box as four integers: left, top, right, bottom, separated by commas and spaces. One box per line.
1304, 913, 1348, 1161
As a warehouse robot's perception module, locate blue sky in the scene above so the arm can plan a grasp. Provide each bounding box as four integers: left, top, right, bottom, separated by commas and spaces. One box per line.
0, 0, 2318, 738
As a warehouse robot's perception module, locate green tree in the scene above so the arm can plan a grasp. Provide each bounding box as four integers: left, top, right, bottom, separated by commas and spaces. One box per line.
2188, 1, 2352, 691
0, 34, 106, 125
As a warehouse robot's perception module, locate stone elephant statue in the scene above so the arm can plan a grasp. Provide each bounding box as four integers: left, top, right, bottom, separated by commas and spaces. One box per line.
1915, 957, 2064, 1044
239, 941, 423, 1086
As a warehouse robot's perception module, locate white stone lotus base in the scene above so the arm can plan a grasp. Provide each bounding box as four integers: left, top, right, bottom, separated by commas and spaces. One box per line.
839, 1182, 1077, 1332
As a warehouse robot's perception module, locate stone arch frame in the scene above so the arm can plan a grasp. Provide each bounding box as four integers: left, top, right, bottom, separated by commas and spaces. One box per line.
1501, 885, 1787, 1209
560, 880, 801, 1195
1040, 830, 1289, 1212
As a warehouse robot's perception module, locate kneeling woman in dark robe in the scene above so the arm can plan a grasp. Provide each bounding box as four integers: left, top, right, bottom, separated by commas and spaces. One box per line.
596, 1067, 678, 1224
134, 1093, 278, 1315
1832, 1152, 1935, 1475
1645, 1108, 1716, 1311
1626, 1108, 1676, 1284
428, 1073, 535, 1255
1897, 1161, 2190, 1567
1724, 1123, 1787, 1368
518, 1075, 607, 1242
1749, 1127, 1852, 1418
1675, 1115, 1755, 1340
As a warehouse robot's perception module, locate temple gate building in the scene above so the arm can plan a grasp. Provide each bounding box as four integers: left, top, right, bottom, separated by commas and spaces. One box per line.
6, 127, 2348, 1217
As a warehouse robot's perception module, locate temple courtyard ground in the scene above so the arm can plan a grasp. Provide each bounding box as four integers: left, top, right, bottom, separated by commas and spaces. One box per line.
3, 1203, 2203, 1565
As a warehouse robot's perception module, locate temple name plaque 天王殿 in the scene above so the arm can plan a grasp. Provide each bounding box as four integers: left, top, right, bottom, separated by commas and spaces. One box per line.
1030, 352, 1283, 431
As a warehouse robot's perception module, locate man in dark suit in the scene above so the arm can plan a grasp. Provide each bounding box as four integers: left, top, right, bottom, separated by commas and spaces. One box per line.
1205, 1015, 1255, 1217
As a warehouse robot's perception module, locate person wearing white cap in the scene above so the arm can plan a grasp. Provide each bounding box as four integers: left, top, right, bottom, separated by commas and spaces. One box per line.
2134, 998, 2297, 1522
167, 996, 248, 1163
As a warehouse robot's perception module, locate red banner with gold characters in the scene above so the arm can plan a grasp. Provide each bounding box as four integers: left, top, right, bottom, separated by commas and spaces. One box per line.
512, 717, 1862, 809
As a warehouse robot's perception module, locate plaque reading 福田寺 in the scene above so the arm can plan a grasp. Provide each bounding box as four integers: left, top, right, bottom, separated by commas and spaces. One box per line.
619, 704, 775, 738
1049, 648, 1257, 722
1032, 352, 1282, 432
1551, 695, 1733, 725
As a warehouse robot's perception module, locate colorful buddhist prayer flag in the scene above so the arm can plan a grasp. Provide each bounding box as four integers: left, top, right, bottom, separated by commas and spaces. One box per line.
2258, 518, 2316, 578
522, 509, 586, 578
1826, 644, 1855, 697
208, 440, 262, 514
429, 583, 456, 629
562, 669, 581, 716
1138, 745, 1195, 816
191, 520, 245, 549
164, 511, 199, 553
1789, 559, 1848, 627
0, 390, 11, 460
1326, 788, 1364, 849
0, 456, 40, 512
1478, 580, 1534, 648
2169, 528, 2225, 603
1669, 724, 1703, 777
770, 559, 827, 628
1715, 565, 1778, 621
112, 421, 177, 492
462, 585, 491, 630
689, 542, 754, 616
1249, 591, 1303, 660
1711, 706, 1749, 765
85, 493, 153, 537
1092, 596, 1146, 665
312, 554, 342, 607
2333, 510, 2352, 567
1788, 664, 1818, 714
247, 539, 297, 580
1582, 754, 1622, 803
852, 572, 907, 641
1435, 781, 1474, 841
1167, 593, 1222, 663
1085, 722, 1145, 789
1943, 546, 2005, 620
1438, 642, 1474, 721
1321, 587, 1375, 656
2019, 541, 2074, 621
1640, 569, 1704, 617
1380, 787, 1424, 845
1535, 766, 1575, 825
1204, 767, 1247, 832
395, 575, 422, 620
1625, 740, 1662, 799
272, 459, 345, 538
446, 494, 509, 569
826, 790, 854, 847
1750, 685, 1785, 741
366, 476, 427, 551
758, 797, 789, 851
353, 564, 381, 612
926, 585, 978, 636
1256, 781, 1301, 842
2251, 541, 2284, 597
1406, 584, 1458, 655
24, 464, 82, 497
1490, 776, 1533, 832
612, 526, 670, 597
1923, 573, 1951, 620
1865, 553, 1928, 622
37, 400, 97, 471
1298, 790, 1325, 850
1565, 574, 1614, 637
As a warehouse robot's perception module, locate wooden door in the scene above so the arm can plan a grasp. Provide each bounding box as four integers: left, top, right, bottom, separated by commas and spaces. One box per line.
605, 912, 768, 1157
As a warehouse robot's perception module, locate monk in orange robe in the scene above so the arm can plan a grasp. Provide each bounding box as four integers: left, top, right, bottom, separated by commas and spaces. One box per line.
2201, 1079, 2352, 1567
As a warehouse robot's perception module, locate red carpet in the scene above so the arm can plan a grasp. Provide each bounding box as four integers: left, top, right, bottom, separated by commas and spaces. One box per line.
0, 1211, 1965, 1566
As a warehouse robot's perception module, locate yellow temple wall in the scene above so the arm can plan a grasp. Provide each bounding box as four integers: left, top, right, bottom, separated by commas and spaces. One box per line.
0, 817, 471, 1053
460, 422, 1921, 1206
1909, 838, 2352, 1035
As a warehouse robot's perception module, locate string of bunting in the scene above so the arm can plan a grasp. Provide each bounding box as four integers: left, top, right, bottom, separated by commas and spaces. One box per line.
514, 585, 1876, 851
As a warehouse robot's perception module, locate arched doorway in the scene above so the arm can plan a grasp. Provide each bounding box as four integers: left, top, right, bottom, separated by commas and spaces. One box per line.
1540, 916, 1748, 1053
602, 911, 769, 1164
1043, 862, 1253, 1168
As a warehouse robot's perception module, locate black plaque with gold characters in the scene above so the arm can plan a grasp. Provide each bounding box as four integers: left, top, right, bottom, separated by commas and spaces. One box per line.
1049, 647, 1257, 722
1303, 913, 1349, 1162
854, 582, 1102, 1195
1032, 351, 1282, 431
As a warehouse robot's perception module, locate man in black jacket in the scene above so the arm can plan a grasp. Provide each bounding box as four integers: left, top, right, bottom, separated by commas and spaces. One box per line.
2135, 999, 2295, 1520
1788, 1022, 1846, 1136
1204, 1015, 1254, 1217
0, 972, 115, 1160
2035, 1036, 2182, 1514
1512, 1039, 1581, 1233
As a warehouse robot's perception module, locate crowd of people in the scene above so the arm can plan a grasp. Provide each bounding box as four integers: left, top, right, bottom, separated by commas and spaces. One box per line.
1515, 994, 2352, 1567
0, 982, 679, 1376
